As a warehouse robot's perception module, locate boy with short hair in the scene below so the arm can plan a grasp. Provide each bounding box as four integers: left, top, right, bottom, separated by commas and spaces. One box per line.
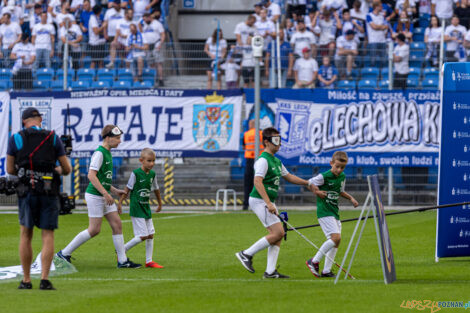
306, 151, 359, 278
57, 125, 141, 269
118, 148, 164, 268
235, 127, 310, 279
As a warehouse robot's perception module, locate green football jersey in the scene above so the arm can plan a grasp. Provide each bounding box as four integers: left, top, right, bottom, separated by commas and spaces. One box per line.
316, 170, 346, 220
250, 152, 283, 203
129, 168, 156, 219
86, 146, 113, 196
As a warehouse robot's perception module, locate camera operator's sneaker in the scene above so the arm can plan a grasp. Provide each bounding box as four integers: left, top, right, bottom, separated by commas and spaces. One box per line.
56, 250, 72, 263
306, 258, 320, 278
39, 279, 56, 290
263, 270, 290, 279
145, 261, 164, 268
18, 280, 32, 289
321, 271, 336, 278
117, 258, 142, 268
235, 251, 255, 273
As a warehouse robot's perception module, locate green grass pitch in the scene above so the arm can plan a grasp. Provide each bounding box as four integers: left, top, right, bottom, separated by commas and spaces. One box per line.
0, 210, 469, 313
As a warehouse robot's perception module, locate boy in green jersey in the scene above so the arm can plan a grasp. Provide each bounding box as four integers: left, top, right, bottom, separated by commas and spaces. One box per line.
306, 151, 359, 278
118, 148, 164, 269
57, 125, 141, 268
235, 127, 310, 279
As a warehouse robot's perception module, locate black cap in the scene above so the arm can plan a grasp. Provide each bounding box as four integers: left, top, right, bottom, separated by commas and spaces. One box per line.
346, 29, 355, 36
22, 107, 42, 120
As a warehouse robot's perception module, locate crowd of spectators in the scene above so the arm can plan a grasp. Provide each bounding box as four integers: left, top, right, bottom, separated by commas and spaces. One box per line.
206, 0, 470, 90
0, 0, 166, 88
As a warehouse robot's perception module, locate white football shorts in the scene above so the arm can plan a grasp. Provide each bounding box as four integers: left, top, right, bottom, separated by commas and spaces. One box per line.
318, 216, 342, 239
131, 217, 155, 237
249, 197, 281, 228
85, 192, 118, 218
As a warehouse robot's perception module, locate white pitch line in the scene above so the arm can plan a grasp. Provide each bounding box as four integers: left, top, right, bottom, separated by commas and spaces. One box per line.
55, 277, 382, 283
121, 213, 216, 223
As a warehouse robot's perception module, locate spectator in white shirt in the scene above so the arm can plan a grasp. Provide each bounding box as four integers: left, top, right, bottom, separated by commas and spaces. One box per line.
293, 46, 318, 88
133, 0, 150, 22
104, 1, 124, 44
53, 1, 75, 29
234, 15, 256, 47
221, 53, 241, 89
393, 33, 409, 89
0, 12, 21, 68
312, 8, 340, 57
31, 12, 55, 69
290, 19, 317, 58
366, 2, 389, 67
11, 33, 35, 90
204, 28, 227, 89
444, 15, 467, 62
262, 0, 281, 23
88, 5, 107, 69
107, 8, 134, 68
335, 29, 358, 79
424, 15, 442, 67
140, 13, 165, 86
60, 16, 83, 70
254, 2, 263, 22
126, 23, 148, 82
254, 9, 276, 50
431, 0, 457, 25
1, 0, 24, 27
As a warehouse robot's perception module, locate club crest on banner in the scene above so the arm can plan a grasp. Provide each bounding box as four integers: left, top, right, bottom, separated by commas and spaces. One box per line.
274, 99, 310, 158
193, 95, 233, 152
18, 98, 53, 129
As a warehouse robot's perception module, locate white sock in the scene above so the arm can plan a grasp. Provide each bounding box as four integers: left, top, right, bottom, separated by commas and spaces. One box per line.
62, 230, 92, 256
145, 239, 154, 264
312, 239, 335, 263
244, 237, 270, 256
113, 234, 127, 264
124, 237, 142, 252
323, 247, 338, 273
266, 245, 280, 274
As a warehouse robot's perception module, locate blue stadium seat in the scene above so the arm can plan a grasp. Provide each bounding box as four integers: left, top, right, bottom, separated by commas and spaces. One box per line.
96, 68, 115, 81
77, 68, 95, 81
381, 68, 392, 80
51, 80, 66, 90
409, 54, 423, 68
379, 79, 390, 89
419, 13, 430, 28
424, 73, 439, 81
408, 67, 421, 77
71, 80, 90, 90
357, 79, 376, 89
91, 80, 110, 89
0, 68, 11, 79
33, 80, 50, 90
421, 78, 438, 89
422, 67, 438, 76
117, 68, 133, 80
133, 80, 153, 89
56, 69, 74, 82
412, 27, 425, 42
337, 80, 355, 88
406, 77, 419, 88
36, 67, 54, 81
360, 67, 380, 79
142, 68, 156, 80
0, 80, 9, 90
112, 80, 132, 89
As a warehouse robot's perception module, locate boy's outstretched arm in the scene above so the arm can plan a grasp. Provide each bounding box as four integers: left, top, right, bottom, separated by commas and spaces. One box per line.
117, 187, 131, 215
154, 189, 162, 212
340, 191, 359, 207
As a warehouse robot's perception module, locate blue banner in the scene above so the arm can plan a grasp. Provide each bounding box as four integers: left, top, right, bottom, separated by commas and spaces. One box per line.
245, 89, 440, 166
436, 63, 470, 259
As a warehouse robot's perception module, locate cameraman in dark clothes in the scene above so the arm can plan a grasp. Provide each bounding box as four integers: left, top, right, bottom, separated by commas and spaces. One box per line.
7, 107, 71, 290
